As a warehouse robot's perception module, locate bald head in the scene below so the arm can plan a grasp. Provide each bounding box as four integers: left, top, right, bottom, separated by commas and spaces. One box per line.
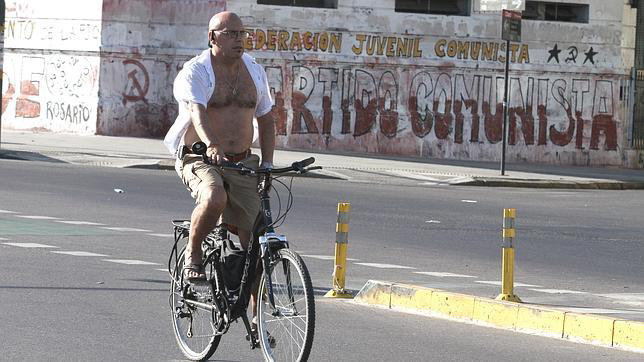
208, 11, 242, 31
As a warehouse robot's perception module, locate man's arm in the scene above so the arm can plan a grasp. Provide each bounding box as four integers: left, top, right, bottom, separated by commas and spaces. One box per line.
257, 112, 276, 167
188, 101, 224, 162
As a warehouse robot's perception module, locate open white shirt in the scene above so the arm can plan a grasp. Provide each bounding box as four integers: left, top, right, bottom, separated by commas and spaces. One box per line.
163, 49, 274, 155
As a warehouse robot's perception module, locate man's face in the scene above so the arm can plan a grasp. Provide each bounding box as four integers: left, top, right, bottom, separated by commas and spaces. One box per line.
210, 21, 247, 58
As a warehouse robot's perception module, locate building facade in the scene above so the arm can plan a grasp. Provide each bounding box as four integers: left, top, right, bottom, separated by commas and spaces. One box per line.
1, 0, 642, 167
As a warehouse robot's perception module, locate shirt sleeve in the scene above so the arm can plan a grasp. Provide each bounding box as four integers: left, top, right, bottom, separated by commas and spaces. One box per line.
255, 64, 274, 118
173, 62, 211, 107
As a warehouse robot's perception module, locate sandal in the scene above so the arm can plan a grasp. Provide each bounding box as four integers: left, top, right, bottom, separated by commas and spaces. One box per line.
248, 322, 276, 348
182, 263, 206, 282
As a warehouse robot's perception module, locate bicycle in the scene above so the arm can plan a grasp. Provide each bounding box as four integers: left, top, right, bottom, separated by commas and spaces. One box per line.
168, 141, 319, 361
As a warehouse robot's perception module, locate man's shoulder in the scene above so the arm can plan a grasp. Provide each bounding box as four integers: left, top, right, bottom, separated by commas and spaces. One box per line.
180, 49, 212, 75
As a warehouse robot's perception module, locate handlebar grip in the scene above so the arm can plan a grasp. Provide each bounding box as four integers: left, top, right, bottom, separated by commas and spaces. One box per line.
297, 157, 315, 168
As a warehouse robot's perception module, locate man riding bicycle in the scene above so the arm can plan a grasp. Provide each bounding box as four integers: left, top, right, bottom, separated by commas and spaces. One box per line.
163, 10, 275, 331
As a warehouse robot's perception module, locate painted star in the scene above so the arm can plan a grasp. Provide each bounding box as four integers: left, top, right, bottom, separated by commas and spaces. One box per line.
583, 47, 598, 65
547, 44, 562, 63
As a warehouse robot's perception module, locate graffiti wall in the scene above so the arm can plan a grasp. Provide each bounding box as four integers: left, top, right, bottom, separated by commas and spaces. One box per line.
1, 0, 637, 166
257, 60, 622, 164
226, 1, 631, 166
1, 0, 102, 133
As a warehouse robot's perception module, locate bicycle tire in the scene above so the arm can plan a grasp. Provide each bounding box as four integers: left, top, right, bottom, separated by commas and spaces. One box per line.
170, 247, 222, 361
257, 248, 315, 362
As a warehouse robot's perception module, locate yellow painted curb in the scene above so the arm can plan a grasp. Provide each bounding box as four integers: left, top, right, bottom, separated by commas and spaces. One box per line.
354, 280, 392, 307
613, 320, 644, 352
353, 280, 644, 353
431, 291, 475, 320
390, 283, 434, 310
563, 312, 616, 346
473, 298, 519, 329
516, 305, 565, 338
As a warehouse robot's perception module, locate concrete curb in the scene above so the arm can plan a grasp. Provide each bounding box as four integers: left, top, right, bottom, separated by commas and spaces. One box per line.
458, 177, 644, 190
354, 280, 644, 353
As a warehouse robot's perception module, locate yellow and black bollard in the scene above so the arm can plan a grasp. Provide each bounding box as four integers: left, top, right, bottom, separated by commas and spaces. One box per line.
496, 208, 522, 302
324, 202, 353, 298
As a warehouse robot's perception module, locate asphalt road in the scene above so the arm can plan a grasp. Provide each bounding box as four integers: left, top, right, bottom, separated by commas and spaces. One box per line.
0, 159, 642, 361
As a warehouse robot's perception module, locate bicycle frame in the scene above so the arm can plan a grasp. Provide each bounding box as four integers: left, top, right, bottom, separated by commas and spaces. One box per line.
169, 170, 291, 347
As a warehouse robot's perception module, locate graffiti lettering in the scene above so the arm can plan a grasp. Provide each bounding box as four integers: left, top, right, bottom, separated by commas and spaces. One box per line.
246, 29, 342, 53
5, 20, 35, 40
353, 35, 421, 58
291, 66, 318, 134
435, 39, 530, 63
15, 57, 45, 118
46, 101, 91, 124
261, 63, 618, 153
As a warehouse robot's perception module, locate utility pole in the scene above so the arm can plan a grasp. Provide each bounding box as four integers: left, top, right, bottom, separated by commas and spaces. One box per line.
500, 9, 522, 175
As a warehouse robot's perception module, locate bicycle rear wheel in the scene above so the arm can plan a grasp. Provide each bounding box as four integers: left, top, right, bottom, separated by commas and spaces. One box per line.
170, 248, 221, 361
257, 248, 315, 362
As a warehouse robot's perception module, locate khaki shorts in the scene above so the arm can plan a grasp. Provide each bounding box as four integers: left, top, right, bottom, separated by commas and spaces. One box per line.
175, 154, 260, 232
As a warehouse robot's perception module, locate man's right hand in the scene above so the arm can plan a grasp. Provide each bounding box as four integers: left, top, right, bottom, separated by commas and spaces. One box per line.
206, 145, 228, 165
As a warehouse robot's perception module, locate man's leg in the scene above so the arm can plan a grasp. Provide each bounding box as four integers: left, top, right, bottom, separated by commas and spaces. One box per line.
185, 185, 227, 278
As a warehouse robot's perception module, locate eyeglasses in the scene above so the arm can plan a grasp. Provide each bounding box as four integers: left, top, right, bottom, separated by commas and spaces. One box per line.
211, 30, 251, 39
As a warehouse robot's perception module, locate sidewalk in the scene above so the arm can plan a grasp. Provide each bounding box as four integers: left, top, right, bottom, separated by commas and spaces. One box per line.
1, 130, 644, 189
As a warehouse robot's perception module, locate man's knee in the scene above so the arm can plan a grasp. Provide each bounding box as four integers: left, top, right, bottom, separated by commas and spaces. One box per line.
199, 185, 227, 212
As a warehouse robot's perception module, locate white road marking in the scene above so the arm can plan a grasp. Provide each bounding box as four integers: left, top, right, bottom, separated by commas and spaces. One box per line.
100, 227, 153, 232
414, 271, 477, 278
425, 220, 441, 224
527, 288, 588, 295
353, 262, 416, 269
461, 200, 478, 203
56, 220, 105, 226
147, 233, 174, 238
102, 259, 160, 265
0, 210, 18, 214
301, 254, 359, 261
389, 170, 442, 182
598, 293, 644, 307
561, 307, 644, 315
51, 251, 108, 257
156, 268, 168, 272
475, 280, 541, 287
15, 215, 59, 220
0, 238, 8, 241
3, 242, 58, 248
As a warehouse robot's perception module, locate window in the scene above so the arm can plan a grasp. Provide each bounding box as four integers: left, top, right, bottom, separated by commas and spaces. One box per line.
395, 0, 470, 16
257, 0, 337, 8
522, 1, 589, 23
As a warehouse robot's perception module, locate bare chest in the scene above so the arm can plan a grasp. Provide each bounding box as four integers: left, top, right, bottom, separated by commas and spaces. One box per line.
208, 66, 257, 109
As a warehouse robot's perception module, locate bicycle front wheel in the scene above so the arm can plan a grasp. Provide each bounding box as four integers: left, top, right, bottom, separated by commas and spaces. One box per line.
257, 248, 315, 362
170, 248, 221, 361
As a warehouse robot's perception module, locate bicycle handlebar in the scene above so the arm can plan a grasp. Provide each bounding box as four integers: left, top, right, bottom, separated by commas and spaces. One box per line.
190, 141, 321, 175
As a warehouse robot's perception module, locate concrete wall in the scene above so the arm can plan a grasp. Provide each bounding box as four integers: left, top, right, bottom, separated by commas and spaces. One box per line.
1, 0, 640, 167
227, 0, 634, 166
1, 0, 102, 133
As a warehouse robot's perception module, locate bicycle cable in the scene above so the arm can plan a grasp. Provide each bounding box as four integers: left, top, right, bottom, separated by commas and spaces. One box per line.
269, 175, 294, 229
